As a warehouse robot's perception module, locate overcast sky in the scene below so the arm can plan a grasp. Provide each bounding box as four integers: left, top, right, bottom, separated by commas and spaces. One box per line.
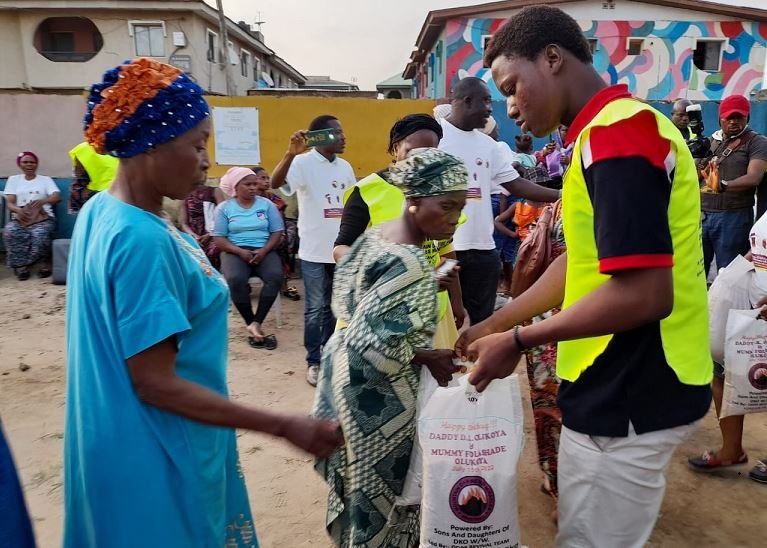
208, 0, 765, 90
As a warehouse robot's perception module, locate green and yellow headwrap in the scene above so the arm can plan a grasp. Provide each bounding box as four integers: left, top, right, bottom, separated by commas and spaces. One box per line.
387, 148, 468, 198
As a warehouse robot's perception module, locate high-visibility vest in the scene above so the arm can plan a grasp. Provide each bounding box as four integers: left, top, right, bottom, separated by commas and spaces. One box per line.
558, 99, 712, 386
68, 142, 118, 192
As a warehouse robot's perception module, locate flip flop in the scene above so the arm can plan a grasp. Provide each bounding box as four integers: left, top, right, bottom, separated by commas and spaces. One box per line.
248, 334, 277, 350
282, 286, 301, 301
540, 482, 558, 500
688, 450, 748, 471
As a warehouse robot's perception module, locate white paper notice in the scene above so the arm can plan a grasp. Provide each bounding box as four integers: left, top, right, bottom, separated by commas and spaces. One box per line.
212, 107, 261, 165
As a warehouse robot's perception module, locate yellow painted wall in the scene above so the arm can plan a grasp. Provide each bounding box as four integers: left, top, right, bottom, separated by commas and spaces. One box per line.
205, 96, 436, 179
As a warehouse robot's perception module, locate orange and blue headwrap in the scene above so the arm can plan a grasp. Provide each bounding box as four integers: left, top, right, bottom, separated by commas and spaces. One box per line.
84, 58, 210, 158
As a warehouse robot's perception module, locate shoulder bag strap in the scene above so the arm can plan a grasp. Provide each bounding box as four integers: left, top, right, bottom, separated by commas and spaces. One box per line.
715, 130, 755, 165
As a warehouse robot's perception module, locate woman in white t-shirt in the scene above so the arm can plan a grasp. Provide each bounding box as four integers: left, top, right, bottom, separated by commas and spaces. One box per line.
2, 151, 61, 279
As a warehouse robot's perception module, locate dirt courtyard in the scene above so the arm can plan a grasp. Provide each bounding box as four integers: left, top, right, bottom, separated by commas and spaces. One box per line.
1, 270, 765, 547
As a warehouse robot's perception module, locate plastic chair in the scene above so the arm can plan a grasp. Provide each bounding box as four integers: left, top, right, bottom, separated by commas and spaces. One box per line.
248, 276, 282, 328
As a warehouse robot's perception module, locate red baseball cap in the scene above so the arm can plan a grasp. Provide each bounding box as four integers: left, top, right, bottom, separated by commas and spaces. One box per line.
719, 95, 750, 119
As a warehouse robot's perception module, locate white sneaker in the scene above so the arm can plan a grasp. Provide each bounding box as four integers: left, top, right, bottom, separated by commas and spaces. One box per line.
306, 365, 320, 387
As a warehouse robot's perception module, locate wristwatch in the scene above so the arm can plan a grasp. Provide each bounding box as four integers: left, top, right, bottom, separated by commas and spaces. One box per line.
720, 179, 728, 192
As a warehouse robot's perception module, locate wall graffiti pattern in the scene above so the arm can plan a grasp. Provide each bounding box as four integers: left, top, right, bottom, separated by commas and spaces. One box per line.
445, 18, 767, 101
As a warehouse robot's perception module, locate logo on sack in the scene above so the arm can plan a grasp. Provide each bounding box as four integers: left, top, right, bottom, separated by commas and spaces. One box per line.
464, 388, 481, 404
748, 363, 767, 390
449, 476, 495, 523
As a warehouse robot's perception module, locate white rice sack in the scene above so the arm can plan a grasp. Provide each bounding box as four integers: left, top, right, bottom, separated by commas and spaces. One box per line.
395, 365, 442, 506
721, 309, 767, 418
419, 374, 524, 548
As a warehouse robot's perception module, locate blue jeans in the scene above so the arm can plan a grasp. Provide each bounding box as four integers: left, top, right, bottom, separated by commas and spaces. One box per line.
456, 249, 501, 325
702, 209, 753, 276
302, 260, 335, 365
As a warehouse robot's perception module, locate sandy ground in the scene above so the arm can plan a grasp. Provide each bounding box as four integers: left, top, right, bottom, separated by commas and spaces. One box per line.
1, 269, 766, 547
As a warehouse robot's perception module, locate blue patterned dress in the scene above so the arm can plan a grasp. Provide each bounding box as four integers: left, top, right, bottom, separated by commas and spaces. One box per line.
313, 227, 438, 547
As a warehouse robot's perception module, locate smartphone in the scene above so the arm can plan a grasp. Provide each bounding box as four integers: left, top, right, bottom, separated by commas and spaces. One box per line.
435, 259, 459, 279
304, 129, 337, 148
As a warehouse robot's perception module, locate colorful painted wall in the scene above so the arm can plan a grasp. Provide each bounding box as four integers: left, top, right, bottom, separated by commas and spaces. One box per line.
439, 17, 767, 101
414, 36, 448, 99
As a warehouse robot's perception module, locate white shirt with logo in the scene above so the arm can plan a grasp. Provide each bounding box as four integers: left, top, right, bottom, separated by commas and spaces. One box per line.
3, 174, 59, 217
438, 119, 519, 251
283, 149, 356, 263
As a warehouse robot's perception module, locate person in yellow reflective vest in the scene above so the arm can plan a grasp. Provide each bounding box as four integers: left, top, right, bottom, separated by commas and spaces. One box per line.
671, 98, 698, 142
333, 113, 463, 385
455, 6, 712, 547
68, 141, 118, 212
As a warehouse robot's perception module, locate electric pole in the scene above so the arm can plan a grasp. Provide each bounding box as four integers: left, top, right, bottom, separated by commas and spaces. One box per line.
215, 0, 235, 95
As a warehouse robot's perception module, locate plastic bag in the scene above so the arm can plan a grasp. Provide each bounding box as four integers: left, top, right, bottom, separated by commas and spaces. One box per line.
394, 366, 441, 506
708, 255, 753, 364
721, 309, 767, 418
419, 375, 524, 548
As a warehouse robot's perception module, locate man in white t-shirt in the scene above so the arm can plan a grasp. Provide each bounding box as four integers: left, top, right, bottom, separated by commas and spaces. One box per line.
439, 77, 559, 324
271, 115, 356, 386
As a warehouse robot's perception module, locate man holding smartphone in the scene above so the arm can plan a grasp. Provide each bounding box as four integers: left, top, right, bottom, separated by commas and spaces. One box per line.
271, 115, 356, 386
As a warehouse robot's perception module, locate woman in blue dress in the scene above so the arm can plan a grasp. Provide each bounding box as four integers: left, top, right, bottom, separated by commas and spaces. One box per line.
64, 58, 341, 548
0, 421, 36, 547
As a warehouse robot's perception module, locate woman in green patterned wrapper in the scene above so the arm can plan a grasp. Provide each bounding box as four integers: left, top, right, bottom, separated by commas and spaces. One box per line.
312, 148, 468, 547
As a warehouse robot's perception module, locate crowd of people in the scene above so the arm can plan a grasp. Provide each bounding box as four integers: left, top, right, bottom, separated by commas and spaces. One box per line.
2, 4, 767, 548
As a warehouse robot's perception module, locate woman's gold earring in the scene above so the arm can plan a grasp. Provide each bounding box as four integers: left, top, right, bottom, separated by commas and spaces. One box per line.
408, 205, 418, 214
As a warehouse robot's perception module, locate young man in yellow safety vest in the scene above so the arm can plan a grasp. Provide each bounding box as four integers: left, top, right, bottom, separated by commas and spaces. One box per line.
455, 6, 712, 547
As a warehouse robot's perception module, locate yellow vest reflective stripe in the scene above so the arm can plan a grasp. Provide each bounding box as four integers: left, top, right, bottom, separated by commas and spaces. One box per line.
559, 98, 712, 386
348, 173, 452, 320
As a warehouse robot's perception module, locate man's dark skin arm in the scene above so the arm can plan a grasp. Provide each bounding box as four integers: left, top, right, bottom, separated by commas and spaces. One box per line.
502, 177, 560, 202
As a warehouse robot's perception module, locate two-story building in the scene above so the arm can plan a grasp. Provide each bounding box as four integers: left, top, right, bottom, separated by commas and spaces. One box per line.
404, 0, 767, 101
0, 0, 305, 95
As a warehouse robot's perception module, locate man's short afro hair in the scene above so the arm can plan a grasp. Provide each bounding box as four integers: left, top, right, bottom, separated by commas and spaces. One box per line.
484, 6, 593, 67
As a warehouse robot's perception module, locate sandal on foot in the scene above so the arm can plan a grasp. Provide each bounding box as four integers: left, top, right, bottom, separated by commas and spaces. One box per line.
248, 334, 277, 350
15, 268, 30, 281
38, 268, 52, 278
688, 450, 748, 471
282, 286, 301, 301
540, 481, 558, 501
749, 459, 767, 484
